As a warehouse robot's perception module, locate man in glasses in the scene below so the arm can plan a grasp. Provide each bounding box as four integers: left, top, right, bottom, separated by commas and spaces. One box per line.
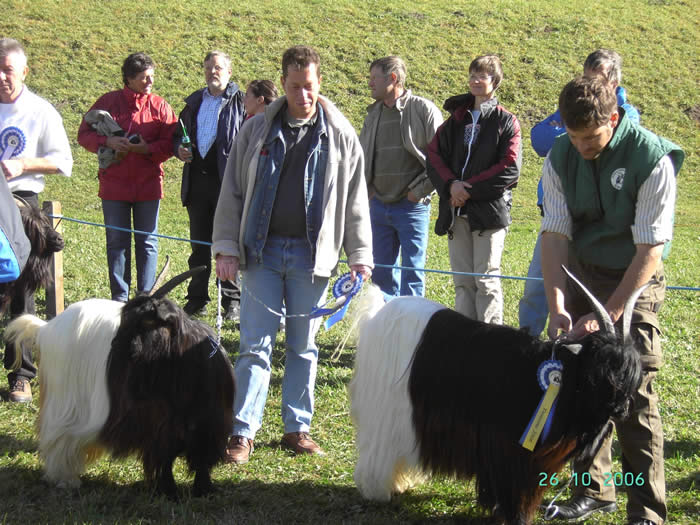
173, 51, 246, 321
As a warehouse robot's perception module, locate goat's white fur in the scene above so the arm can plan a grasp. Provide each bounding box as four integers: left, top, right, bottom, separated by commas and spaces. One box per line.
349, 285, 445, 500
5, 299, 123, 488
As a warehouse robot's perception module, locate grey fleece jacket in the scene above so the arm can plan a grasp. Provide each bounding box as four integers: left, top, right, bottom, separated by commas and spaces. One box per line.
359, 90, 444, 200
212, 95, 373, 277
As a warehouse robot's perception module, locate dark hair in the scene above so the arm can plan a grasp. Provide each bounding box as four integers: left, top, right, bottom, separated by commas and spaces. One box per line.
281, 46, 320, 79
583, 49, 622, 85
469, 54, 503, 90
247, 80, 278, 105
122, 52, 155, 86
559, 75, 618, 130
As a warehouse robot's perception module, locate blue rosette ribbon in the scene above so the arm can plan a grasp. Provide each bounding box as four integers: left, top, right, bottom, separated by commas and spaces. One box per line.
519, 359, 563, 451
309, 272, 363, 330
0, 126, 26, 161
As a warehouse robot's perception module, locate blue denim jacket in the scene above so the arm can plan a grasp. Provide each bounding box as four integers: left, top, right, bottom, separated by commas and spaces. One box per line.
244, 104, 329, 263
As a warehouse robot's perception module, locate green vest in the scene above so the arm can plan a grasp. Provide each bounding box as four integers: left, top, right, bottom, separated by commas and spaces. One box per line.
549, 111, 684, 269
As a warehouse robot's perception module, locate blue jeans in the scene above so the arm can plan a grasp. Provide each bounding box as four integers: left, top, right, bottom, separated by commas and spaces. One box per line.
518, 232, 548, 337
102, 199, 160, 302
369, 196, 430, 298
233, 236, 329, 439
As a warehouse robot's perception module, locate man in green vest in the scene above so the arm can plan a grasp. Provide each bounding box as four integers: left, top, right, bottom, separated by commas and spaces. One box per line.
541, 76, 683, 525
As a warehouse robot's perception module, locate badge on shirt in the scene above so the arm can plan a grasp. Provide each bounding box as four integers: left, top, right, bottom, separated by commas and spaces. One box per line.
610, 168, 626, 190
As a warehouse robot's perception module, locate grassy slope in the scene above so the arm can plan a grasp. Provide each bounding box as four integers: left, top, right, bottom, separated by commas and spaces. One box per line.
1, 0, 698, 523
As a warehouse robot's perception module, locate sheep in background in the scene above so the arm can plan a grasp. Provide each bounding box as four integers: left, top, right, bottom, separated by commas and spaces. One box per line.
350, 268, 643, 525
4, 268, 235, 499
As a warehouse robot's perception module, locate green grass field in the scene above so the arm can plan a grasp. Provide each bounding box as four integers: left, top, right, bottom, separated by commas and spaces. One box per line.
1, 0, 698, 523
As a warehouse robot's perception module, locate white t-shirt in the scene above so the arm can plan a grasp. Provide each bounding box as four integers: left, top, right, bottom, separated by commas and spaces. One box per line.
0, 87, 73, 194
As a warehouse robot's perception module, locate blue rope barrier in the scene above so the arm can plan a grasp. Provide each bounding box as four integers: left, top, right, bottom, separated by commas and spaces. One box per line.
49, 214, 700, 292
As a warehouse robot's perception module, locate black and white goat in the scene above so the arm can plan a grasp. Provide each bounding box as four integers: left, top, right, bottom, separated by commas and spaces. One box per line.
349, 268, 644, 525
0, 201, 63, 313
4, 268, 235, 499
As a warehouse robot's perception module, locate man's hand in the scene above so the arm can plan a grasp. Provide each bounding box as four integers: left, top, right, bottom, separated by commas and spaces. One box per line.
571, 313, 601, 338
547, 311, 573, 340
177, 144, 193, 163
406, 190, 419, 203
449, 180, 472, 207
1, 158, 25, 180
216, 255, 239, 282
350, 264, 372, 282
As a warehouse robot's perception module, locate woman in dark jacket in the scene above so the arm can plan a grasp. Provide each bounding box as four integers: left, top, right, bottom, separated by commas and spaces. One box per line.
427, 55, 521, 324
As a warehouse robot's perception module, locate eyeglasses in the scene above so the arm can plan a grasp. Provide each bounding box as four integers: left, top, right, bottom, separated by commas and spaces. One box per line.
469, 73, 492, 82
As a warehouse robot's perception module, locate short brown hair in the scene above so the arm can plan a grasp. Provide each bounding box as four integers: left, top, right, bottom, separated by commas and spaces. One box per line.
281, 46, 320, 79
559, 75, 618, 130
469, 54, 503, 90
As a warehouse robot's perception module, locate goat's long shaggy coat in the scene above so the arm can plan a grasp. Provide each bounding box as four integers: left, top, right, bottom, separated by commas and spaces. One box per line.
5, 293, 234, 499
350, 285, 641, 525
0, 204, 63, 313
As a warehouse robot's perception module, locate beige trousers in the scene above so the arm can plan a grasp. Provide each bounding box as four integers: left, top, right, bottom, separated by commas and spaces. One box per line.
448, 216, 507, 324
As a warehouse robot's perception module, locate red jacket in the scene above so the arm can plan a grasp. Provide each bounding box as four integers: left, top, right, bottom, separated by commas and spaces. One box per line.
78, 87, 177, 201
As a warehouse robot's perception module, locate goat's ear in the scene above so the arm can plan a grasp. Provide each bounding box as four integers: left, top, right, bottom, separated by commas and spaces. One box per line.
563, 343, 583, 355
155, 302, 173, 322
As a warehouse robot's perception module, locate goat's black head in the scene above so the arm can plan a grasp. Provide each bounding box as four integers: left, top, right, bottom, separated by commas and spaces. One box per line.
556, 266, 646, 465
113, 266, 207, 361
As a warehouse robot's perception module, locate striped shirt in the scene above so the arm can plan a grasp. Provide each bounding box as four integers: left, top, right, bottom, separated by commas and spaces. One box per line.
197, 89, 223, 157
541, 154, 676, 245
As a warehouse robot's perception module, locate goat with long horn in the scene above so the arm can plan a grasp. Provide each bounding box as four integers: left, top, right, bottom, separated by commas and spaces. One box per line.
4, 266, 235, 500
349, 268, 645, 525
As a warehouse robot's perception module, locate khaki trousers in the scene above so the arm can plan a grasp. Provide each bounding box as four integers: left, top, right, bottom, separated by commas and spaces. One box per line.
448, 216, 507, 324
567, 258, 667, 524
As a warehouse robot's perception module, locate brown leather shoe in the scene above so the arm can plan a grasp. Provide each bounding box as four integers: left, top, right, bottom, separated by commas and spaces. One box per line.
224, 435, 253, 464
280, 432, 325, 455
8, 376, 32, 403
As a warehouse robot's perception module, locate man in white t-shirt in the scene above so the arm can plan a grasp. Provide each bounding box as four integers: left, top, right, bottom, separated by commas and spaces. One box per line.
0, 37, 72, 403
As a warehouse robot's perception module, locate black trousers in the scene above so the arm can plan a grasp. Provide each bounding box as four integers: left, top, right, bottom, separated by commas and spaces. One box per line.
186, 169, 240, 306
3, 192, 38, 381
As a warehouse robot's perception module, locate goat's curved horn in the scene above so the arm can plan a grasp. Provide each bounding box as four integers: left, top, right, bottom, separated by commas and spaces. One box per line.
622, 281, 653, 345
148, 256, 171, 296
13, 195, 30, 209
561, 265, 615, 335
151, 266, 207, 299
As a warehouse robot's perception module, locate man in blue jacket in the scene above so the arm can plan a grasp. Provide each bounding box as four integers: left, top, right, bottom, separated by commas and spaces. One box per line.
174, 51, 246, 320
519, 49, 640, 337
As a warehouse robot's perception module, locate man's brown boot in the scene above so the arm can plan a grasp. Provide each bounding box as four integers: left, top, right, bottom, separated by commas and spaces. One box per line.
281, 432, 325, 455
8, 376, 32, 403
224, 435, 253, 464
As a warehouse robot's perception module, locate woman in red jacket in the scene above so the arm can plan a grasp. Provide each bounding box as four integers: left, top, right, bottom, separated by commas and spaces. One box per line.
78, 52, 177, 301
